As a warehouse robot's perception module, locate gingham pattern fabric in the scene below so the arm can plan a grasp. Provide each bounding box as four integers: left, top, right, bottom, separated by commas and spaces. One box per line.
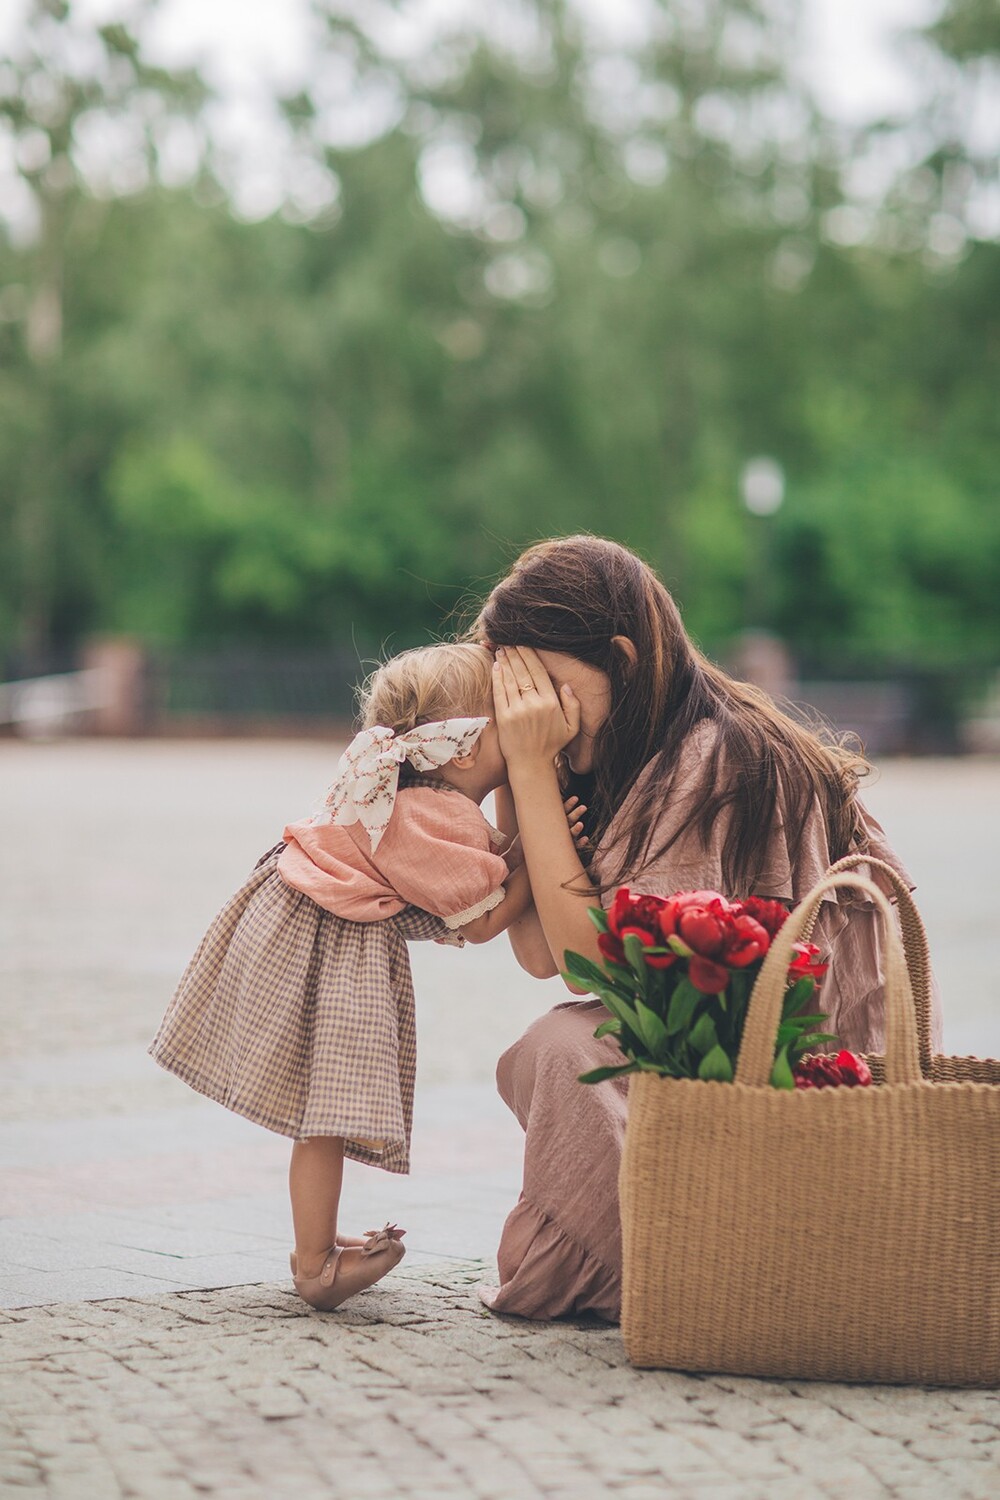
148, 844, 450, 1173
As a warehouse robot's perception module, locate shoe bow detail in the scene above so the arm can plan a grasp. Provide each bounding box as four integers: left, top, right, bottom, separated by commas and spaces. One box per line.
362, 1222, 406, 1257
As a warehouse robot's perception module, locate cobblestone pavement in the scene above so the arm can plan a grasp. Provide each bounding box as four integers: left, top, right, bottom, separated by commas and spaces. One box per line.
2, 742, 1000, 1498
4, 1268, 1000, 1500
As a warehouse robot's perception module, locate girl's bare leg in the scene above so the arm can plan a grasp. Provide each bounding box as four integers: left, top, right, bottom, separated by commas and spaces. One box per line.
289, 1136, 350, 1278
288, 1136, 405, 1307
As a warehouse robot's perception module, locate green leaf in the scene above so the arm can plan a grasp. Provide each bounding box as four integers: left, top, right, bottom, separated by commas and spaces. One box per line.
587, 906, 610, 934
782, 1013, 829, 1033
562, 964, 636, 1013
795, 1032, 838, 1051
770, 1043, 796, 1090
634, 999, 669, 1058
666, 977, 701, 1035
597, 963, 638, 992
776, 1015, 830, 1047
698, 1045, 734, 1082
667, 934, 693, 957
563, 950, 611, 988
781, 977, 816, 1019
564, 947, 639, 997
688, 1012, 718, 1055
728, 970, 753, 1006
593, 1018, 621, 1039
594, 989, 642, 1036
560, 974, 626, 1008
622, 934, 650, 994
578, 1063, 639, 1085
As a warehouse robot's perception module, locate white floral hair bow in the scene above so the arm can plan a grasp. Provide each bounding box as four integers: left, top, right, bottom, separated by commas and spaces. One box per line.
313, 717, 489, 851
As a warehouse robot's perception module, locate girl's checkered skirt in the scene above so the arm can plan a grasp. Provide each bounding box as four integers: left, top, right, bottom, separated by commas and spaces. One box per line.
149, 844, 449, 1173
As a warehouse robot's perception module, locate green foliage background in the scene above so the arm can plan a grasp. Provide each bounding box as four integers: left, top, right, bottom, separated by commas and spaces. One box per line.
1, 0, 997, 680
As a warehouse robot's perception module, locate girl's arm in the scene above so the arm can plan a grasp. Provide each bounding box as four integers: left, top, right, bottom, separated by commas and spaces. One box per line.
457, 862, 535, 944
491, 785, 560, 978
492, 649, 605, 982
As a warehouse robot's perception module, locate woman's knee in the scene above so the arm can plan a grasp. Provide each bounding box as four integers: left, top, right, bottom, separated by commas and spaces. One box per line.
496, 1004, 601, 1118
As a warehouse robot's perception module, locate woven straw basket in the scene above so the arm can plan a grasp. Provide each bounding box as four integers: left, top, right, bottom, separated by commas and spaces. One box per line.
619, 855, 1000, 1384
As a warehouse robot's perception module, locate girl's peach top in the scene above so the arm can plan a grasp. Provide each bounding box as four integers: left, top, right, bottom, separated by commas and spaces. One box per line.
277, 784, 510, 929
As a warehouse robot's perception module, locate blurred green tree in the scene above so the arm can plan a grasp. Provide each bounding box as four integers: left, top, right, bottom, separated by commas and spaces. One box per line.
0, 0, 207, 664
0, 0, 996, 690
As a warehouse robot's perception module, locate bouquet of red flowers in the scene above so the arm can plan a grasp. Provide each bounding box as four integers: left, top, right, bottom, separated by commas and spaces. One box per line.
565, 887, 868, 1089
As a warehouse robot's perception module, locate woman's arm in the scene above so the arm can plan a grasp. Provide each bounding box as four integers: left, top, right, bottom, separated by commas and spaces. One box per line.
492, 785, 561, 978
493, 648, 605, 983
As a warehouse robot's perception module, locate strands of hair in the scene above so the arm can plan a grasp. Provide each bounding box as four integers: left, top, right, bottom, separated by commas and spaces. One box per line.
473, 535, 870, 899
359, 642, 493, 736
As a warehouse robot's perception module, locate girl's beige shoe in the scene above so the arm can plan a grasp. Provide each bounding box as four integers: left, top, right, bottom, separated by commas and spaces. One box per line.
290, 1224, 406, 1311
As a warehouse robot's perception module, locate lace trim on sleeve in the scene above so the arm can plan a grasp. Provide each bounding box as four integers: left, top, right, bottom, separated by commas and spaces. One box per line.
441, 886, 506, 930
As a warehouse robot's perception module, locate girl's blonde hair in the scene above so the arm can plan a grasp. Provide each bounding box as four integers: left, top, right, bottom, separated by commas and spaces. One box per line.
359, 642, 493, 736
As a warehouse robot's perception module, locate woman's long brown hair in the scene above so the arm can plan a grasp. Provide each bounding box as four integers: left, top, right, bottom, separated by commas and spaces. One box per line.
472, 535, 870, 898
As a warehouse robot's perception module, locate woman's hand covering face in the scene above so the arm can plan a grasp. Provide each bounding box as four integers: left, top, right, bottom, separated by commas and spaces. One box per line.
491, 645, 581, 770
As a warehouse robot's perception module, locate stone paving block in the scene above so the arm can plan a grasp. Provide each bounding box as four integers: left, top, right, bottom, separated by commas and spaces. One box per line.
0, 1267, 210, 1310
936, 1454, 1000, 1484
1, 1230, 117, 1275
6, 1262, 1000, 1500
90, 1216, 282, 1260
733, 1481, 827, 1500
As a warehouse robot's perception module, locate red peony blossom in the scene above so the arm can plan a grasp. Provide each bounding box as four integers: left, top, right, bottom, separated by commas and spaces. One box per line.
619, 923, 658, 946
788, 941, 829, 982
607, 887, 635, 938
677, 906, 726, 958
597, 931, 626, 965
720, 914, 771, 968
740, 896, 790, 938
619, 924, 677, 969
607, 887, 672, 935
580, 885, 843, 1093
658, 890, 733, 946
657, 896, 683, 941
631, 894, 671, 931
834, 1049, 873, 1086
793, 1050, 873, 1089
689, 955, 731, 993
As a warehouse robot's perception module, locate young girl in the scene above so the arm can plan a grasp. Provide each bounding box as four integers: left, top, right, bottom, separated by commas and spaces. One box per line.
149, 643, 533, 1311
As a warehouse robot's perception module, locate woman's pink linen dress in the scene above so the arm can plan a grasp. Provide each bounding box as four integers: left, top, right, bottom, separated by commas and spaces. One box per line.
482, 723, 943, 1322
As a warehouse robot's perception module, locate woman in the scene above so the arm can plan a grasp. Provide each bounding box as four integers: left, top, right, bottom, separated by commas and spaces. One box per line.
474, 535, 941, 1322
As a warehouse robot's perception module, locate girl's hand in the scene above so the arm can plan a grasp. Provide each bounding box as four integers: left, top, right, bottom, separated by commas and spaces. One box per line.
492, 646, 580, 771
564, 795, 591, 852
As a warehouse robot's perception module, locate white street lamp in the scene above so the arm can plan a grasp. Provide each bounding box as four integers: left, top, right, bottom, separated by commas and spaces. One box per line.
740, 456, 785, 517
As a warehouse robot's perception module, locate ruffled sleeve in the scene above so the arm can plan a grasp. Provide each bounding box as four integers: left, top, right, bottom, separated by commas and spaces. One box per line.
371, 787, 510, 929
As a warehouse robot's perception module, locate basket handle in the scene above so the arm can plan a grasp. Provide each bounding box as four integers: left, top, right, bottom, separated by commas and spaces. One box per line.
734, 872, 922, 1089
815, 854, 934, 1077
